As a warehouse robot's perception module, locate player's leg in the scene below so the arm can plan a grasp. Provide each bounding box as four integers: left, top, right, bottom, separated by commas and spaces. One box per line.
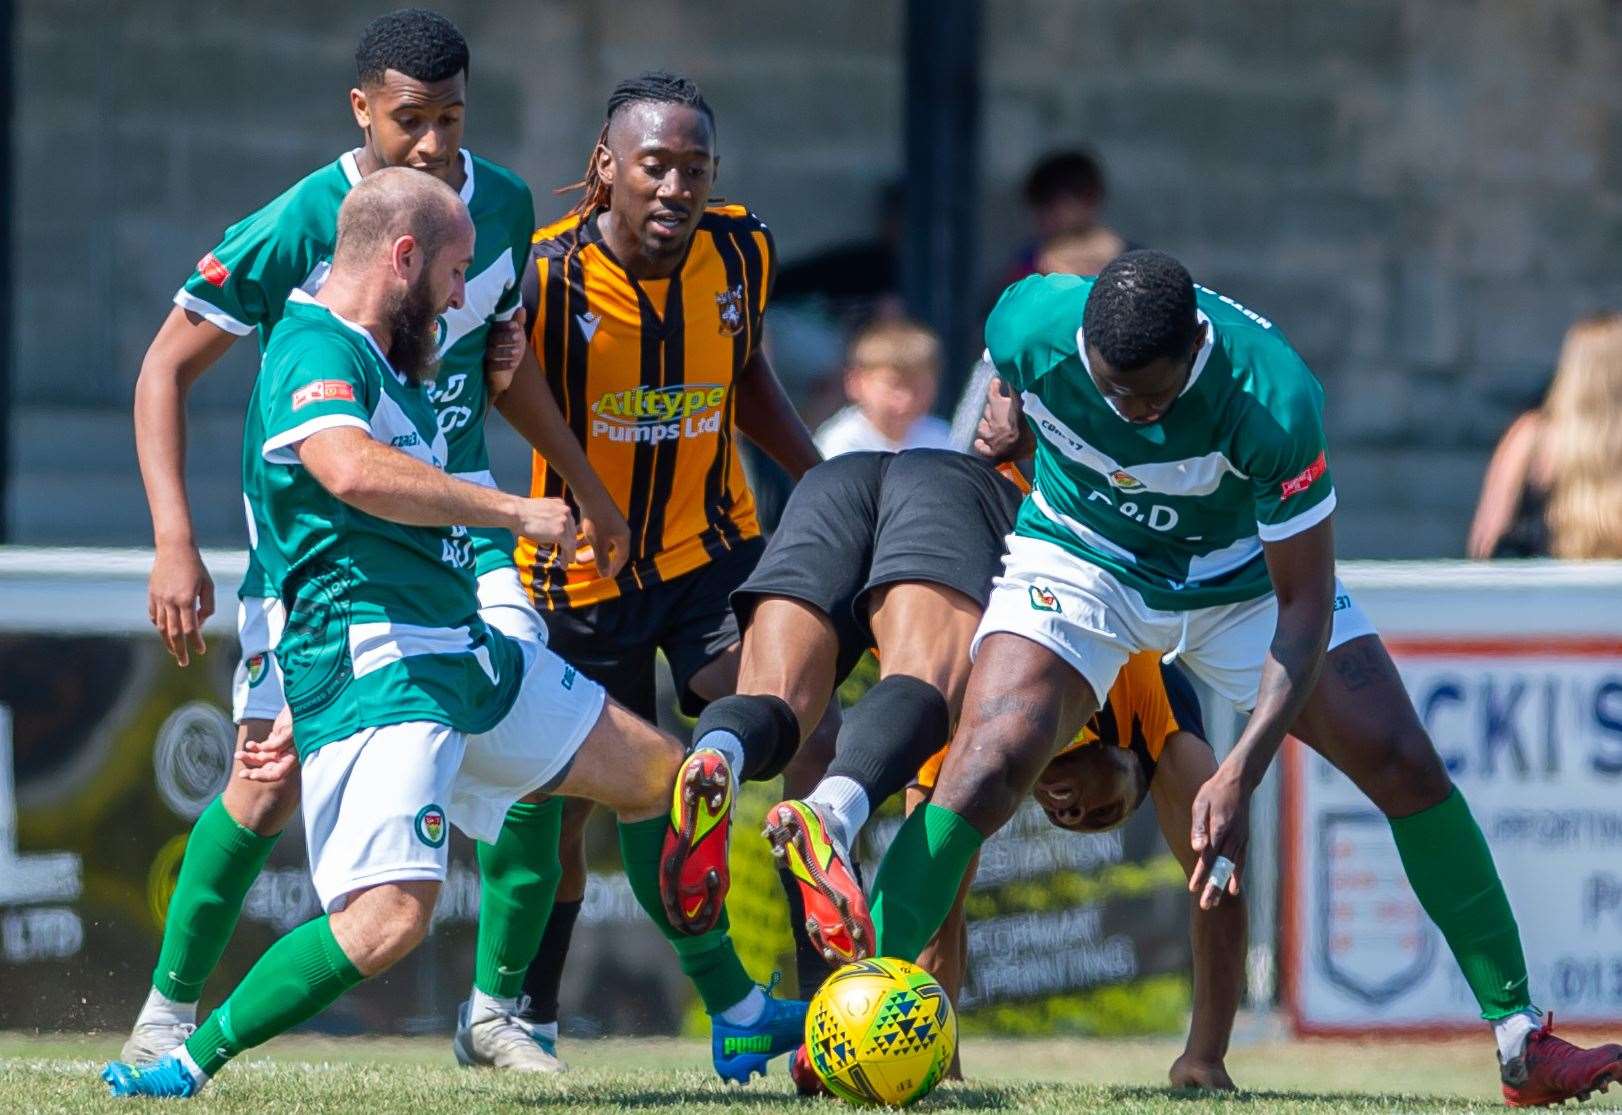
871, 632, 1100, 960
124, 601, 294, 1064
105, 721, 463, 1097
516, 795, 593, 1042
1291, 633, 1622, 1103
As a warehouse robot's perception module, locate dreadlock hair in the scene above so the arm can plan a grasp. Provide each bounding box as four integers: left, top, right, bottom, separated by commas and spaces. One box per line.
355, 8, 469, 88
1082, 249, 1198, 372
563, 71, 716, 218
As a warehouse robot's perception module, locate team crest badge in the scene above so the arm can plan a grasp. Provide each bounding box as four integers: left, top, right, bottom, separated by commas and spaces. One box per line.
1108, 469, 1144, 491
245, 653, 268, 688
1028, 584, 1062, 613
715, 285, 745, 336
414, 804, 448, 848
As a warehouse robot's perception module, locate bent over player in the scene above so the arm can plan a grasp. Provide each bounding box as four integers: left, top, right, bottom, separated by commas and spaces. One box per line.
862, 251, 1622, 1107
102, 169, 799, 1099
682, 449, 1243, 1091
125, 10, 631, 1074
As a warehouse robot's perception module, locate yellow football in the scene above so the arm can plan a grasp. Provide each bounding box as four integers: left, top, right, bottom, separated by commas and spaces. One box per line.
804, 957, 957, 1106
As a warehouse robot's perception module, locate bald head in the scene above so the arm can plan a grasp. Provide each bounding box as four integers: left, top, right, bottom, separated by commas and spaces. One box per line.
333, 165, 470, 271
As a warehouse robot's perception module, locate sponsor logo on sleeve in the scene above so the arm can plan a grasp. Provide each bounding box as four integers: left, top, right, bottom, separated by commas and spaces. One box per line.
291, 380, 357, 410
414, 804, 448, 848
1280, 450, 1327, 500
197, 252, 230, 287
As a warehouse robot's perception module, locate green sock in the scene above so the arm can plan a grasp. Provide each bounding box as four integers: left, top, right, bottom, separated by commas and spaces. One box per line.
870, 803, 984, 961
153, 796, 281, 1001
474, 798, 563, 999
183, 916, 363, 1076
617, 815, 756, 1013
1389, 787, 1531, 1020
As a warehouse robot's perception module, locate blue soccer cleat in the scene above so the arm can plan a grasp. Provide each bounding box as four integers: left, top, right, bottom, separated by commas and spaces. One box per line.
102, 1055, 201, 1098
711, 980, 810, 1084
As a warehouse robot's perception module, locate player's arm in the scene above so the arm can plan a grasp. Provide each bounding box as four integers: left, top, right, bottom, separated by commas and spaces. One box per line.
973, 373, 1036, 465
734, 347, 820, 480
494, 346, 630, 576
133, 307, 240, 666
1190, 518, 1334, 908
293, 426, 576, 560
1151, 729, 1243, 1092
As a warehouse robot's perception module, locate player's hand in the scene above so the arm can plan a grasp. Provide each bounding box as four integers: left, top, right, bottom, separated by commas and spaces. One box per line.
514, 497, 578, 567
1189, 763, 1248, 910
1169, 1053, 1236, 1092
483, 307, 527, 401
973, 376, 1035, 464
578, 492, 631, 579
237, 706, 297, 783
149, 542, 214, 667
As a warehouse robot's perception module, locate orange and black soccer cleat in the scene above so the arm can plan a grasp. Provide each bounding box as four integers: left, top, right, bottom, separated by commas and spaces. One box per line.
764, 799, 873, 966
1501, 1014, 1622, 1107
660, 749, 735, 935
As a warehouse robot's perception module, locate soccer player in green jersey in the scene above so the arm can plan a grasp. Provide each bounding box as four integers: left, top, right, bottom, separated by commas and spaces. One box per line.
126, 9, 629, 1074
103, 166, 782, 1100
865, 250, 1622, 1107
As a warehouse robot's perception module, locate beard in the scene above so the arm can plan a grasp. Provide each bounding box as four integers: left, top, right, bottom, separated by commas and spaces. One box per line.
386, 273, 442, 384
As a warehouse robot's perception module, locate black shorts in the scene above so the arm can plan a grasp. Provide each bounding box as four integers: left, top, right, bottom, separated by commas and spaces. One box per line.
732, 449, 1023, 685
540, 536, 763, 720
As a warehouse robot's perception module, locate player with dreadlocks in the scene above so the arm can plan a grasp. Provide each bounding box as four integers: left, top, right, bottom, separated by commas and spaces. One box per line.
499, 72, 827, 1081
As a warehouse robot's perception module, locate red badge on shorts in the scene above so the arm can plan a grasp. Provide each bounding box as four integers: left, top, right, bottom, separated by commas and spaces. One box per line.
291, 380, 356, 409
1281, 451, 1327, 500
197, 252, 230, 287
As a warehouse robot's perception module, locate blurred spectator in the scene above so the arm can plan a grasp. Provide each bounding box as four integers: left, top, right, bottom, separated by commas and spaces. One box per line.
815, 319, 952, 457
997, 148, 1126, 288
1468, 313, 1622, 559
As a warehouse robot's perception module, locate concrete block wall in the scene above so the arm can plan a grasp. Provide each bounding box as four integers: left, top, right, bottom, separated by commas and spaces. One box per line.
9, 1, 1622, 557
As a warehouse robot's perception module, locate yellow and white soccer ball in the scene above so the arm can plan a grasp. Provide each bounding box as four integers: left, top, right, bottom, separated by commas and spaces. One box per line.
804, 957, 957, 1106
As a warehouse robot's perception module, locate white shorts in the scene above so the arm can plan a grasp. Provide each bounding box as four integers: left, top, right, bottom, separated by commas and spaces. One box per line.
231, 597, 287, 723
234, 568, 544, 726
973, 533, 1378, 712
298, 641, 605, 912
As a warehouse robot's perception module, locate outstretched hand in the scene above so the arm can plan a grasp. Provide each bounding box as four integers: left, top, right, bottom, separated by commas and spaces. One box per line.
237, 705, 298, 784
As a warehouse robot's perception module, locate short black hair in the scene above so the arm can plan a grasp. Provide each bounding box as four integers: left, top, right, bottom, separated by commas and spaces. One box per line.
605, 70, 714, 129
1024, 149, 1107, 207
1082, 249, 1199, 372
356, 9, 469, 88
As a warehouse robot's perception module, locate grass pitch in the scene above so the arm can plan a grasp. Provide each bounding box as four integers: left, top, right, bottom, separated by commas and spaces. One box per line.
4, 1030, 1616, 1113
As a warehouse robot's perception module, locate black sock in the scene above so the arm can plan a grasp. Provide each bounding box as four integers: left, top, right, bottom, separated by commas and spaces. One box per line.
778, 865, 832, 998
520, 898, 583, 1024
826, 675, 951, 808
692, 693, 800, 781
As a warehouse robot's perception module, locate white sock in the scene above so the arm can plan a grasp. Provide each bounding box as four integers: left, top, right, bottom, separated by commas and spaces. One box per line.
1494, 1009, 1540, 1062
174, 1044, 209, 1087
695, 731, 744, 787
137, 986, 197, 1029
717, 985, 766, 1026
469, 986, 519, 1022
805, 776, 869, 852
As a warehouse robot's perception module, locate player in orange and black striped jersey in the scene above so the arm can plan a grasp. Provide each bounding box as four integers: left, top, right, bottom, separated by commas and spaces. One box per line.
494, 72, 824, 1045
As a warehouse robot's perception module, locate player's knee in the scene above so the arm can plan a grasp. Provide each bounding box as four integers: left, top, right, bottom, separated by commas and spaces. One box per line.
221, 773, 300, 836
1362, 722, 1453, 815
333, 886, 435, 975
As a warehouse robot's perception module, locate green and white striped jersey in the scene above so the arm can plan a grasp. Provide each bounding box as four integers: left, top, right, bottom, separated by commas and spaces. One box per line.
176, 148, 535, 597
251, 291, 522, 757
985, 273, 1335, 610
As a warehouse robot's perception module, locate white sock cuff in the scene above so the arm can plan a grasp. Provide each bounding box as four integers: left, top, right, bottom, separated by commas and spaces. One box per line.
806, 775, 870, 851
695, 731, 745, 785
469, 986, 519, 1021
175, 1044, 209, 1087
716, 984, 766, 1026
139, 986, 197, 1029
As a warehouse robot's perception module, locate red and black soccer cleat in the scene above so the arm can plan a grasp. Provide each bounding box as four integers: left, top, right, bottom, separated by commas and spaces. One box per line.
1501, 1014, 1622, 1107
790, 1043, 829, 1097
763, 799, 874, 966
659, 749, 734, 935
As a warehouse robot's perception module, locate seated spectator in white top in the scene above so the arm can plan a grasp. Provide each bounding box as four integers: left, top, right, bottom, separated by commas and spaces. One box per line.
815, 319, 953, 457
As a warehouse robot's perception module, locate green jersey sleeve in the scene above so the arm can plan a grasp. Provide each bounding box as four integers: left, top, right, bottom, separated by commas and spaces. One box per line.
259, 332, 376, 466
175, 203, 327, 337
1239, 350, 1336, 541
491, 184, 536, 322
984, 273, 1091, 393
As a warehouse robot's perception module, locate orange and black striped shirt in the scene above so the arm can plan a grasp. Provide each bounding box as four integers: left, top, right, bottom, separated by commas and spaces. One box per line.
515, 204, 773, 608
